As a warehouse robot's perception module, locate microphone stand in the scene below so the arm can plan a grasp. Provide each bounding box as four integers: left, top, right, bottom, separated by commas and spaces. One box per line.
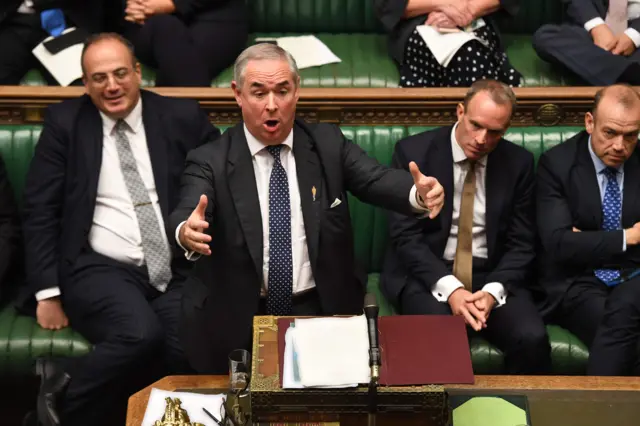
368, 366, 379, 426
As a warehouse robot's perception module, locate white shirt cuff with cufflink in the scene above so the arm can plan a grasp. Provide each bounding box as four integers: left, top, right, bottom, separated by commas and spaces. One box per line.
584, 18, 605, 32
35, 287, 61, 301
175, 221, 201, 261
409, 185, 431, 217
431, 275, 507, 307
624, 28, 640, 48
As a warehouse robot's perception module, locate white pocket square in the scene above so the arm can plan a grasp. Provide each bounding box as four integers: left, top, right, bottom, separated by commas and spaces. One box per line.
330, 198, 342, 208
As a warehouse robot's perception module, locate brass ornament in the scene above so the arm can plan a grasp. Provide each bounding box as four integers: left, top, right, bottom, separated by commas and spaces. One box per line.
154, 397, 205, 426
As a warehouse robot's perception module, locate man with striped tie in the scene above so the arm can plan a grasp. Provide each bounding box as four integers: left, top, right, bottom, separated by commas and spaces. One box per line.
537, 83, 640, 376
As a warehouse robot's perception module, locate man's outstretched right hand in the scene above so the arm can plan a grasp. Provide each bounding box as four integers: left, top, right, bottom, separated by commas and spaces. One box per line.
178, 194, 212, 255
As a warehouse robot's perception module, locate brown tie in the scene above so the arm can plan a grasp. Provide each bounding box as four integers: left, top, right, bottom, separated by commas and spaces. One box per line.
606, 0, 628, 35
453, 160, 476, 291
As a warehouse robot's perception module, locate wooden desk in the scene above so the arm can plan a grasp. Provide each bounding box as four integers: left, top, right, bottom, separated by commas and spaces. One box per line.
126, 375, 640, 425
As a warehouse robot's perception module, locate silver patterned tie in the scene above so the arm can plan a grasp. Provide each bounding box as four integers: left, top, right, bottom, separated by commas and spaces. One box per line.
606, 0, 629, 35
114, 120, 172, 292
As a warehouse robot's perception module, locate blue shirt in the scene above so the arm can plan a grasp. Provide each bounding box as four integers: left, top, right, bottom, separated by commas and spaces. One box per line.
588, 137, 626, 251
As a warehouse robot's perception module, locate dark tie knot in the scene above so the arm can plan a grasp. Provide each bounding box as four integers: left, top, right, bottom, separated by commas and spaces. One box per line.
603, 167, 618, 180
266, 145, 283, 161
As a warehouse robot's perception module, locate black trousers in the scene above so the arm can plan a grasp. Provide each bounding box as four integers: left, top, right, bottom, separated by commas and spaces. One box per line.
59, 251, 190, 426
533, 23, 640, 86
399, 263, 551, 375
124, 14, 248, 87
555, 275, 640, 376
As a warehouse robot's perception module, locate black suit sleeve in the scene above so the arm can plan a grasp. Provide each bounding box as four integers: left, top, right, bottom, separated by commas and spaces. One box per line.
374, 0, 409, 32
0, 155, 20, 290
169, 144, 216, 242
339, 128, 415, 216
173, 0, 229, 21
630, 17, 640, 34
565, 0, 602, 26
485, 153, 535, 290
536, 152, 623, 267
385, 142, 451, 288
22, 108, 67, 293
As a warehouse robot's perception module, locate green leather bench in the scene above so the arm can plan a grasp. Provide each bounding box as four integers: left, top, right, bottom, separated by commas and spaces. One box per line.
18, 0, 573, 87
0, 123, 588, 377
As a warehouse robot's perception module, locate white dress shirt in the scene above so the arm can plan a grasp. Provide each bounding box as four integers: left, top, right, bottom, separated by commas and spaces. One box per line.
176, 125, 429, 296
18, 0, 34, 14
584, 0, 640, 48
431, 124, 507, 307
36, 99, 171, 301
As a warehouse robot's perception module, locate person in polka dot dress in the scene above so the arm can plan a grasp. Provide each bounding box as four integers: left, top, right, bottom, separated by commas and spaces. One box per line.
376, 0, 523, 87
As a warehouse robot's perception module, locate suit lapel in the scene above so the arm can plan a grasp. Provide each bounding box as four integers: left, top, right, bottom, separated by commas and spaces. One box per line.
78, 98, 103, 201
292, 125, 322, 272
574, 136, 603, 227
485, 146, 505, 258
141, 92, 170, 219
227, 125, 263, 279
429, 127, 455, 252
622, 152, 640, 227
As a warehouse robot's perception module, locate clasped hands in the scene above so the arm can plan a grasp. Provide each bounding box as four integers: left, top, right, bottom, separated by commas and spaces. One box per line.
425, 0, 476, 30
448, 288, 496, 331
591, 24, 637, 56
179, 163, 445, 256
125, 0, 176, 24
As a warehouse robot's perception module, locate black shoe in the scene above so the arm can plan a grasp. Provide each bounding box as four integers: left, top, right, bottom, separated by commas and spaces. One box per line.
34, 358, 71, 426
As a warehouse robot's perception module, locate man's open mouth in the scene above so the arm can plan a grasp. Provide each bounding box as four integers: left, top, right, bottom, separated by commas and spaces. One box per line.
264, 120, 280, 132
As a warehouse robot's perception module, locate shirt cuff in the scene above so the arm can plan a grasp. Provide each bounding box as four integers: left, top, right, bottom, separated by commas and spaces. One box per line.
482, 282, 507, 307
623, 229, 627, 252
409, 185, 430, 217
624, 28, 640, 48
584, 17, 605, 32
35, 287, 61, 301
175, 221, 201, 261
431, 275, 464, 302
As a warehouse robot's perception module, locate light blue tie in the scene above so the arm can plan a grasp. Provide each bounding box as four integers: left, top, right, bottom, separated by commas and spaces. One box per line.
266, 145, 293, 315
595, 167, 622, 285
41, 9, 66, 37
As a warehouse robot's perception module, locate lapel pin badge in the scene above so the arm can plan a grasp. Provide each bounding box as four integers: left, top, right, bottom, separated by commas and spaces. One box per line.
312, 186, 316, 202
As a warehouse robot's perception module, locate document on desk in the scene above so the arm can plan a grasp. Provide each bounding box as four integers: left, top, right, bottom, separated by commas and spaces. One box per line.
282, 315, 370, 388
254, 35, 341, 69
32, 27, 86, 86
415, 20, 489, 68
141, 388, 225, 426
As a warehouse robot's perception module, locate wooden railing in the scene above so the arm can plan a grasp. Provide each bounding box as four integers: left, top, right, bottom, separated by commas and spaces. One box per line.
0, 86, 601, 126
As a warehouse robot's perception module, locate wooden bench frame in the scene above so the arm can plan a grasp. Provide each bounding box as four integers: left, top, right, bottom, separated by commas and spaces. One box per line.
0, 86, 602, 127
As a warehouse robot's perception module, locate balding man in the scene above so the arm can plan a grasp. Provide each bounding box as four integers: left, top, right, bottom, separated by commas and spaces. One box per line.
537, 84, 640, 376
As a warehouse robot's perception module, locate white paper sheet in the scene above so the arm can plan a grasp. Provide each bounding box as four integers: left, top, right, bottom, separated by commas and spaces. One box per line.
141, 388, 226, 426
255, 35, 341, 69
32, 27, 83, 86
415, 20, 490, 68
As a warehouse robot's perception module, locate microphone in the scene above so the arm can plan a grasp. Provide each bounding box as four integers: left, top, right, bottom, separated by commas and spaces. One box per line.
364, 293, 381, 381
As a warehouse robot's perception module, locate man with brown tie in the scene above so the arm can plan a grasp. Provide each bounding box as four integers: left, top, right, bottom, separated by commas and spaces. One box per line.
533, 0, 640, 85
381, 80, 551, 374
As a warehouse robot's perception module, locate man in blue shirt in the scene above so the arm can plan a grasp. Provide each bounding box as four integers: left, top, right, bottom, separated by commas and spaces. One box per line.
537, 83, 640, 375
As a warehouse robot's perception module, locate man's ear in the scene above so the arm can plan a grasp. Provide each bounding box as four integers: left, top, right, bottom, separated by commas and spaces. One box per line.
585, 112, 595, 135
231, 81, 242, 108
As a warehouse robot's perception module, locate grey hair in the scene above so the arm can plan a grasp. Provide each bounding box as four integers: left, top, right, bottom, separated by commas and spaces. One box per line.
233, 43, 300, 88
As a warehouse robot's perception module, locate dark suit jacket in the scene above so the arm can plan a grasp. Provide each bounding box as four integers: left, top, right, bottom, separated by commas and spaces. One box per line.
565, 0, 640, 33
382, 125, 536, 307
374, 0, 520, 64
536, 130, 640, 317
18, 90, 219, 311
172, 0, 247, 23
0, 154, 21, 305
169, 120, 417, 373
1, 0, 114, 32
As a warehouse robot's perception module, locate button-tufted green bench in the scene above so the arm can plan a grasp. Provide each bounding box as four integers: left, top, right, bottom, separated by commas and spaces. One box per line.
18, 0, 573, 88
0, 123, 589, 378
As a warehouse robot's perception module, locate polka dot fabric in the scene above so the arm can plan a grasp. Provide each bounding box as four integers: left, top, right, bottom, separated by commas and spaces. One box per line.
400, 25, 522, 88
266, 145, 293, 315
595, 167, 622, 285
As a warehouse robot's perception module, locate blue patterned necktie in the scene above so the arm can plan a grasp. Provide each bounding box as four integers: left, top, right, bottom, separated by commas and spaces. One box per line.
266, 145, 293, 315
41, 9, 66, 37
595, 167, 622, 285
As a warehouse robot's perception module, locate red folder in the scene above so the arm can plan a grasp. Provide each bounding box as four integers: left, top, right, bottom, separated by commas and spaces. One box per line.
277, 315, 474, 387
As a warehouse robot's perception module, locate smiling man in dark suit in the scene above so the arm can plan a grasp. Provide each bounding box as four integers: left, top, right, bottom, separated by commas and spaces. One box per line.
170, 43, 446, 374
382, 80, 551, 375
21, 32, 219, 426
537, 83, 640, 376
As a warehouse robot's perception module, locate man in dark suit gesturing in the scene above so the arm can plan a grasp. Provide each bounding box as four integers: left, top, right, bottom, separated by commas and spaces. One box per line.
534, 0, 640, 85
171, 43, 446, 374
382, 80, 551, 374
21, 33, 219, 426
537, 84, 640, 376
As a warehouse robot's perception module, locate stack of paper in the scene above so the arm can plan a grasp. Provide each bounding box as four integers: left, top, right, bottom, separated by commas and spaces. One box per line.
415, 19, 489, 68
141, 388, 226, 426
283, 315, 370, 389
254, 35, 341, 69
